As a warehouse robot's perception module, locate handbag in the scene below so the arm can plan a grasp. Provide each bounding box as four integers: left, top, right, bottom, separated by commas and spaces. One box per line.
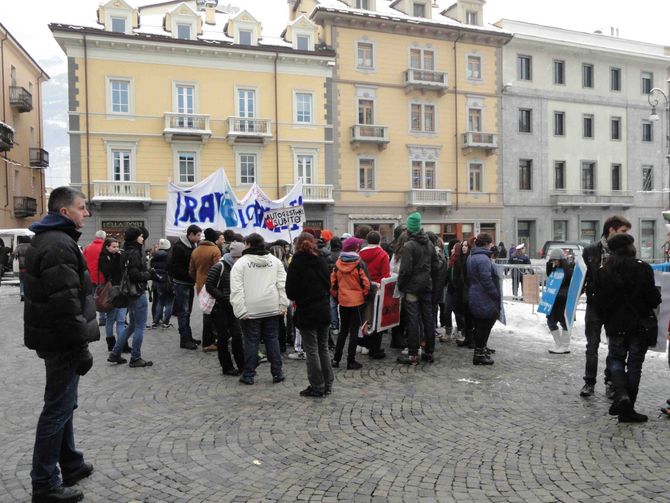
119, 260, 139, 298
639, 312, 659, 347
198, 264, 224, 315
94, 282, 114, 312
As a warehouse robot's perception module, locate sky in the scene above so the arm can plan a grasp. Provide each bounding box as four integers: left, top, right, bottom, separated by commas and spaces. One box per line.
3, 0, 670, 185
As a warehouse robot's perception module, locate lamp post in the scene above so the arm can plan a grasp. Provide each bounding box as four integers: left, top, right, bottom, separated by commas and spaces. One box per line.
648, 82, 670, 210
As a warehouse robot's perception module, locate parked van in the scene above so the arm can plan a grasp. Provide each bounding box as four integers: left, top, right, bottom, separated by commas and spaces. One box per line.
0, 228, 34, 275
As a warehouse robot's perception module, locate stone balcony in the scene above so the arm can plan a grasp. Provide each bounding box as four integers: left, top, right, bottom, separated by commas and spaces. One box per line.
283, 183, 334, 203
163, 113, 212, 143
13, 196, 37, 218
462, 132, 498, 155
403, 69, 448, 95
29, 148, 49, 168
351, 124, 390, 150
549, 190, 635, 208
406, 189, 452, 207
226, 117, 273, 145
92, 181, 152, 205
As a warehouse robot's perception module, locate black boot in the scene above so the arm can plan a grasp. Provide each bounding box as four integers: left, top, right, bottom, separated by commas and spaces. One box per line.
618, 389, 648, 422
473, 348, 493, 365
106, 336, 116, 352
608, 371, 631, 416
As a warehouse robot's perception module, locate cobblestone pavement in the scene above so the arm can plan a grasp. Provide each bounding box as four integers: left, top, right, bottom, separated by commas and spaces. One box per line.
1, 284, 670, 503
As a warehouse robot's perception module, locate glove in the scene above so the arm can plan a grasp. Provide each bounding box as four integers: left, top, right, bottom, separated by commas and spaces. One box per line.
75, 349, 94, 376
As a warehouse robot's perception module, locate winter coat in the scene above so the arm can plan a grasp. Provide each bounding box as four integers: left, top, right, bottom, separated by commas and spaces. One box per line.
449, 255, 469, 313
583, 238, 609, 305
466, 247, 501, 320
82, 236, 105, 285
24, 213, 100, 352
150, 250, 170, 284
546, 260, 574, 310
359, 245, 391, 284
98, 248, 124, 286
189, 240, 221, 294
431, 246, 448, 305
229, 247, 289, 319
123, 240, 153, 295
168, 235, 196, 285
286, 251, 331, 330
595, 257, 661, 336
397, 230, 438, 294
330, 253, 370, 307
205, 255, 233, 308
14, 242, 30, 271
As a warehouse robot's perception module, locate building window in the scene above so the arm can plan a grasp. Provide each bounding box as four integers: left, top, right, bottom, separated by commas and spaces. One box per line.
517, 55, 532, 81
583, 114, 594, 138
610, 67, 621, 91
611, 117, 621, 140
237, 88, 256, 119
519, 108, 532, 133
412, 2, 426, 17
358, 99, 374, 125
296, 34, 310, 51
467, 55, 482, 80
582, 63, 594, 88
410, 48, 434, 70
640, 220, 655, 260
296, 154, 314, 184
357, 42, 374, 69
112, 150, 131, 181
465, 10, 478, 25
295, 92, 313, 124
468, 108, 482, 132
178, 152, 196, 184
554, 161, 565, 190
553, 220, 568, 241
580, 220, 598, 242
519, 159, 532, 190
642, 165, 654, 191
553, 60, 565, 85
239, 29, 252, 46
356, 0, 369, 8
469, 162, 483, 192
239, 153, 257, 184
581, 161, 596, 193
411, 160, 435, 189
642, 121, 653, 142
111, 17, 126, 33
176, 84, 195, 126
611, 163, 621, 191
641, 71, 653, 94
177, 23, 191, 40
554, 111, 565, 136
110, 79, 130, 113
410, 103, 435, 132
359, 158, 375, 190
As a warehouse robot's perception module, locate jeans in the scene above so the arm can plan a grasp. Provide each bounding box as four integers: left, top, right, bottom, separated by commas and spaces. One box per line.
240, 316, 283, 379
473, 317, 496, 349
583, 305, 612, 385
405, 292, 434, 356
105, 307, 127, 340
112, 293, 148, 361
329, 297, 340, 330
212, 303, 244, 372
334, 305, 365, 363
607, 331, 647, 401
152, 284, 174, 325
31, 352, 85, 491
173, 283, 194, 342
300, 324, 333, 392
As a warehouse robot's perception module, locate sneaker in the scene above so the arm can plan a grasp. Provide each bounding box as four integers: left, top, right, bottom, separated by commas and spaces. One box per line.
129, 358, 153, 368
191, 338, 202, 345
32, 485, 84, 503
299, 386, 324, 397
202, 344, 218, 353
239, 375, 254, 385
272, 374, 285, 383
288, 351, 306, 360
361, 347, 369, 355
580, 383, 595, 397
618, 410, 648, 423
397, 354, 419, 365
258, 352, 267, 364
401, 347, 409, 355
421, 352, 434, 363
369, 349, 386, 360
324, 385, 332, 395
605, 381, 616, 400
222, 368, 242, 376
62, 462, 94, 487
356, 345, 362, 354
346, 361, 362, 370
161, 323, 174, 329
180, 341, 198, 350
150, 322, 160, 329
107, 353, 127, 365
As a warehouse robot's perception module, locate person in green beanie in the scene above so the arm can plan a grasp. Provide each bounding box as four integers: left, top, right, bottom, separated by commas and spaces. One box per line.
406, 212, 421, 234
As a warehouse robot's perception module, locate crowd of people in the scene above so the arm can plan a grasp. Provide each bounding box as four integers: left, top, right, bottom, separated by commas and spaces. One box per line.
17, 185, 670, 502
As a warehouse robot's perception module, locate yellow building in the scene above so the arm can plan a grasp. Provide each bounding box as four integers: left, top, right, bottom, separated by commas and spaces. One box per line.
50, 0, 335, 243
293, 0, 511, 242
0, 22, 50, 228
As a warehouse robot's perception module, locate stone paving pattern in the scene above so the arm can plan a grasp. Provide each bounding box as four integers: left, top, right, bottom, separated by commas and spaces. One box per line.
1, 284, 670, 502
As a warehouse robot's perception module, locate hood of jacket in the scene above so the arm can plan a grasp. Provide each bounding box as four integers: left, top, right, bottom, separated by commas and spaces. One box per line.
360, 245, 387, 261
243, 246, 269, 256
29, 212, 81, 241
223, 253, 235, 268
409, 230, 430, 245
123, 240, 143, 252
153, 249, 168, 260
179, 234, 196, 249
471, 246, 492, 258
336, 255, 360, 272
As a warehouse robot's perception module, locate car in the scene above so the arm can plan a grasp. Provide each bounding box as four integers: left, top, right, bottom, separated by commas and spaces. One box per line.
545, 243, 584, 263
539, 240, 584, 259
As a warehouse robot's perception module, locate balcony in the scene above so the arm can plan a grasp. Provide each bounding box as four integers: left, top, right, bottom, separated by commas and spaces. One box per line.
462, 132, 498, 154
404, 69, 448, 95
14, 196, 37, 218
0, 122, 14, 152
9, 86, 33, 113
351, 124, 390, 150
92, 181, 152, 204
549, 190, 635, 208
226, 117, 273, 145
29, 148, 49, 168
282, 183, 334, 204
406, 189, 452, 207
163, 113, 211, 143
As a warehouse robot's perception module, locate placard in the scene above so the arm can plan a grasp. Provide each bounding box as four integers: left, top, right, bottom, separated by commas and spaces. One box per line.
376, 275, 401, 331
538, 268, 565, 315
522, 274, 540, 304
564, 255, 586, 331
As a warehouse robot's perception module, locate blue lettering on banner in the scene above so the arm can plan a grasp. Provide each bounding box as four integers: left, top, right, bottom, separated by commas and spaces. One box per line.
538, 269, 564, 315
179, 195, 199, 223
198, 193, 216, 223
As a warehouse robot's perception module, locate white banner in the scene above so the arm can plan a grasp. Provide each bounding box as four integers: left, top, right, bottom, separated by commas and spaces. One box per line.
166, 169, 304, 242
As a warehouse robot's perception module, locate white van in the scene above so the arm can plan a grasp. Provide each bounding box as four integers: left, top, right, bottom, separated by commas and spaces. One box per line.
0, 228, 34, 276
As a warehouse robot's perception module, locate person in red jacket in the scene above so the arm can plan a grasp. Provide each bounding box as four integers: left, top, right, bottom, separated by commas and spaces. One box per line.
82, 230, 107, 325
359, 231, 390, 359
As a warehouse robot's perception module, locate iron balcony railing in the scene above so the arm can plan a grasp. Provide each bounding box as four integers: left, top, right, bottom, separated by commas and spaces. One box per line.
9, 86, 33, 112
14, 196, 37, 218
29, 148, 49, 168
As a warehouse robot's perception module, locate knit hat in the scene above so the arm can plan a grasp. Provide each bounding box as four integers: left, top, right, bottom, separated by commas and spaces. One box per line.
342, 237, 364, 252
229, 242, 245, 258
158, 238, 171, 250
341, 232, 352, 240
95, 230, 107, 239
321, 229, 334, 242
124, 227, 143, 242
406, 212, 422, 233
548, 248, 563, 261
607, 233, 634, 253
204, 228, 220, 243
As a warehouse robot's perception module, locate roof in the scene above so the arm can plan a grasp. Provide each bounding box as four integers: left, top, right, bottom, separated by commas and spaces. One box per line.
0, 22, 50, 80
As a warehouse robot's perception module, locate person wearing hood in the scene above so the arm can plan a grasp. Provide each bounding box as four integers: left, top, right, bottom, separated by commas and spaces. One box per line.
359, 231, 390, 359
150, 239, 174, 329
326, 236, 343, 347
467, 233, 501, 365
168, 224, 202, 350
580, 215, 631, 398
286, 232, 334, 397
24, 187, 99, 503
545, 248, 574, 354
206, 241, 246, 376
230, 233, 288, 385
397, 212, 439, 365
330, 236, 370, 370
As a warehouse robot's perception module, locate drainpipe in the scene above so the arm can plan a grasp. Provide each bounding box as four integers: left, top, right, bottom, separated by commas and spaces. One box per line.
83, 34, 92, 204
37, 73, 46, 215
1, 29, 9, 209
274, 52, 280, 199
452, 33, 463, 211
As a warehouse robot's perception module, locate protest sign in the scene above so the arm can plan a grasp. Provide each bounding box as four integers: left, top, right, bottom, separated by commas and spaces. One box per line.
538, 268, 565, 315
522, 274, 540, 304
564, 255, 586, 331
376, 275, 401, 331
263, 206, 305, 230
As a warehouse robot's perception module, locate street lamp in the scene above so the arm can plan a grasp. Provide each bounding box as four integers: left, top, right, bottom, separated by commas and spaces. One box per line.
648, 82, 670, 210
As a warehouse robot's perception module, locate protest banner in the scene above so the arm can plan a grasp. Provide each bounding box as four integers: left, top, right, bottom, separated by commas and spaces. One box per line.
376, 275, 401, 331
537, 268, 565, 315
522, 274, 540, 304
564, 255, 586, 331
651, 270, 670, 352
263, 206, 305, 230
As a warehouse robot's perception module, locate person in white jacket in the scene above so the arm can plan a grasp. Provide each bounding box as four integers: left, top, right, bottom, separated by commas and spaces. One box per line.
230, 233, 288, 385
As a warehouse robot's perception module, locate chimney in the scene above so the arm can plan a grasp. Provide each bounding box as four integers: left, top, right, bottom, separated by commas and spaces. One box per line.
205, 5, 216, 24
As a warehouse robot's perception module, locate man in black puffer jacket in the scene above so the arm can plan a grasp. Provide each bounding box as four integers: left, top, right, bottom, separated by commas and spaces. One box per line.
25, 187, 99, 503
